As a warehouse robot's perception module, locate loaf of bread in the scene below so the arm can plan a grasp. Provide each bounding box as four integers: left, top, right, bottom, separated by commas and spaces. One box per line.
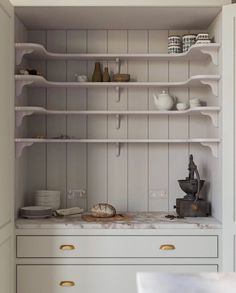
91, 203, 116, 218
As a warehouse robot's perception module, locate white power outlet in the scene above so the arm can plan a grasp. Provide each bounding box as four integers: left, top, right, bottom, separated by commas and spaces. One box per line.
67, 189, 87, 199
149, 189, 168, 199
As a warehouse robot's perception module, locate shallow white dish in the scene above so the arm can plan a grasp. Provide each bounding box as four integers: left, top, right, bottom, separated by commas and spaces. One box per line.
20, 206, 53, 218
21, 206, 52, 211
22, 214, 52, 219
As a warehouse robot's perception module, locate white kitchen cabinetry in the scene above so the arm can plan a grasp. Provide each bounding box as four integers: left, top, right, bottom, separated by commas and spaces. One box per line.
17, 235, 218, 258
222, 4, 236, 271
0, 1, 14, 293
1, 1, 236, 293
16, 225, 221, 293
17, 264, 218, 293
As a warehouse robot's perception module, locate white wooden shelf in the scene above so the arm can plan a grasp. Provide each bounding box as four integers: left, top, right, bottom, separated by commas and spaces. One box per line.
15, 106, 221, 128
15, 42, 220, 66
15, 138, 220, 158
15, 74, 220, 97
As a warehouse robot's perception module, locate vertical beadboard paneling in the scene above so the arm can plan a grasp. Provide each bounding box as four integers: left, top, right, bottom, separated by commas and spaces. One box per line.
128, 30, 148, 211
107, 30, 128, 211
46, 31, 67, 208
87, 30, 108, 209
67, 30, 87, 54
21, 28, 218, 213
189, 29, 215, 139
15, 17, 29, 214
188, 30, 217, 215
148, 30, 169, 211
168, 30, 189, 210
66, 30, 87, 209
27, 30, 47, 205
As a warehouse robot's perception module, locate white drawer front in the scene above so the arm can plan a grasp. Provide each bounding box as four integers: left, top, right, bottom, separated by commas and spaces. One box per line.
17, 235, 218, 258
17, 265, 218, 293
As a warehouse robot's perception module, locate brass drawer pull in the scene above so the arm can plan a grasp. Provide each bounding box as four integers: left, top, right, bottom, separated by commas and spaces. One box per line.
60, 281, 75, 287
160, 244, 176, 250
60, 244, 75, 251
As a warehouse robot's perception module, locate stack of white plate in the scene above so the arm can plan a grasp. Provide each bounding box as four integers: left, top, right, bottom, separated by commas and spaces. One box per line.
20, 206, 52, 219
189, 97, 201, 108
35, 190, 61, 210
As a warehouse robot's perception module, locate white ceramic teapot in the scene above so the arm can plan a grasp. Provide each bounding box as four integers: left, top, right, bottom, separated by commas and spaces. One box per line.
153, 90, 176, 110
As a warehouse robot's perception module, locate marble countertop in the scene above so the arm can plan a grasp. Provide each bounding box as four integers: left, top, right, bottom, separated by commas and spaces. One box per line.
15, 212, 221, 229
137, 273, 236, 293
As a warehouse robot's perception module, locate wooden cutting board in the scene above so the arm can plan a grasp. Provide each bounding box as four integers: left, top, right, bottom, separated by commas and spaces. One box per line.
81, 214, 133, 222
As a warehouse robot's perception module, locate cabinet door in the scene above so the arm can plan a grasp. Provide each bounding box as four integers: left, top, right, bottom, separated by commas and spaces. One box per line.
0, 0, 14, 293
17, 265, 218, 293
222, 3, 236, 271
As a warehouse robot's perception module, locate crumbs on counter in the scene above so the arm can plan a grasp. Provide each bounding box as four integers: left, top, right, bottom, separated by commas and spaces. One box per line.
165, 214, 184, 220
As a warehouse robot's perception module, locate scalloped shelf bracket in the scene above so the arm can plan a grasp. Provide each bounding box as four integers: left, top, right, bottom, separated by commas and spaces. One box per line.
200, 47, 219, 66
200, 110, 218, 127
16, 80, 34, 96
16, 142, 34, 158
200, 80, 218, 96
16, 48, 34, 65
115, 86, 120, 102
16, 110, 35, 127
200, 142, 218, 158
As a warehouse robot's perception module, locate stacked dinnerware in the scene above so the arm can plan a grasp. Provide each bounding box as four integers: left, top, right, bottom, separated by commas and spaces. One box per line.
168, 35, 182, 54
20, 206, 52, 219
35, 190, 61, 210
196, 33, 211, 44
189, 98, 201, 108
182, 34, 197, 52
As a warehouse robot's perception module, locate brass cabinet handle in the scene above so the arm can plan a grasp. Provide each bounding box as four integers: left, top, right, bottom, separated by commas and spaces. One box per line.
60, 244, 75, 251
60, 281, 75, 287
160, 244, 176, 250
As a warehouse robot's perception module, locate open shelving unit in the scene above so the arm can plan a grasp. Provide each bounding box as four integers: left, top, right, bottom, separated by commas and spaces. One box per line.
15, 41, 221, 159
15, 138, 220, 158
15, 42, 220, 66
15, 74, 220, 97
15, 106, 221, 128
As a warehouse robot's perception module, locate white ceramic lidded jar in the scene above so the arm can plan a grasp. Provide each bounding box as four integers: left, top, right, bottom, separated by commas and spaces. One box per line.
153, 91, 176, 110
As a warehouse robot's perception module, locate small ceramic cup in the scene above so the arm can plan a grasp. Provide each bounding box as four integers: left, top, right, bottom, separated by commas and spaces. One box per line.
190, 97, 200, 103
176, 102, 189, 111
168, 45, 182, 54
168, 35, 182, 46
189, 98, 201, 108
75, 74, 88, 82
182, 34, 197, 43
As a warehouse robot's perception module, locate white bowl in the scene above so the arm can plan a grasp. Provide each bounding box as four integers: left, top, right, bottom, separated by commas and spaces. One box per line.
176, 103, 188, 111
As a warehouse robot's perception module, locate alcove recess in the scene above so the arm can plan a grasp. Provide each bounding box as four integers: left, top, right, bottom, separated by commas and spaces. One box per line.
14, 6, 222, 220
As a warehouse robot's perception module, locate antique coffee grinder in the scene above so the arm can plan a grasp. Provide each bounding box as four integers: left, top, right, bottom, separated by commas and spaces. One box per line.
174, 154, 210, 217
